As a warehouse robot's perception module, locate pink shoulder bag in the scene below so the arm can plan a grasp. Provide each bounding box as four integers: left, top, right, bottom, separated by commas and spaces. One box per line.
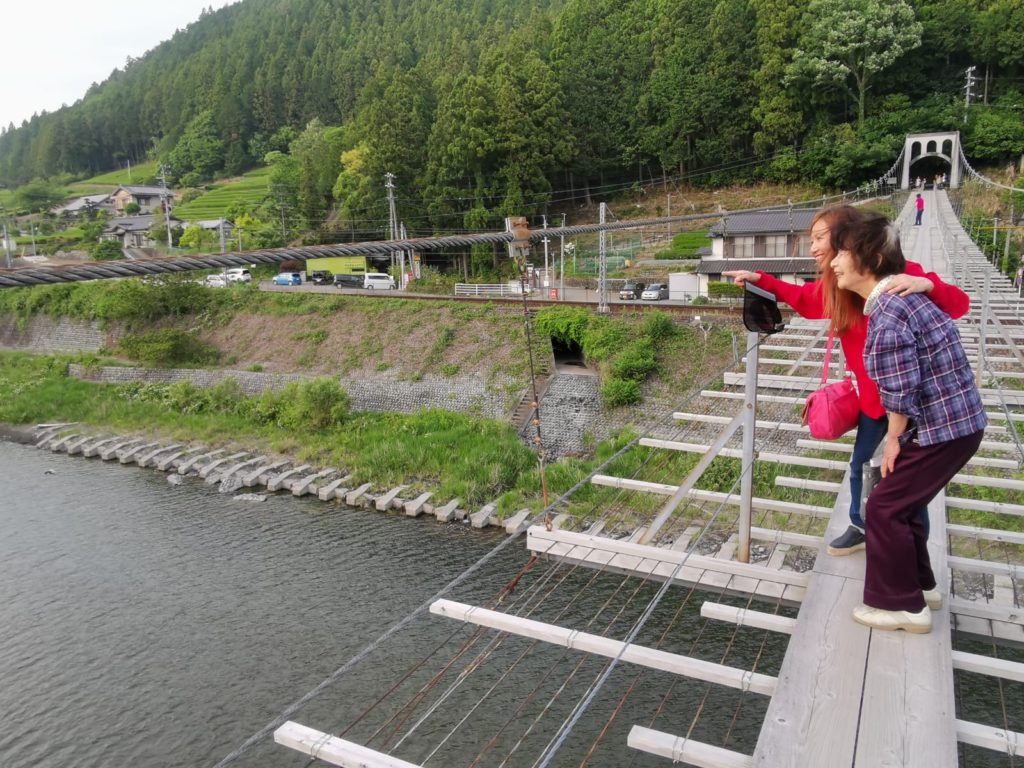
801, 329, 860, 440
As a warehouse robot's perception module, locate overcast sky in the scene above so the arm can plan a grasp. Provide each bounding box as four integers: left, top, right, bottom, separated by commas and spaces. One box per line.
3, 1, 238, 130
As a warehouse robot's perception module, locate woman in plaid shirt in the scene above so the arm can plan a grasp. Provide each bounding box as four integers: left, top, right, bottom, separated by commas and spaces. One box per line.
831, 213, 986, 634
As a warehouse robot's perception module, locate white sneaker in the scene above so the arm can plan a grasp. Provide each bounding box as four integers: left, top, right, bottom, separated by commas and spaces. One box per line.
852, 604, 932, 634
923, 588, 943, 610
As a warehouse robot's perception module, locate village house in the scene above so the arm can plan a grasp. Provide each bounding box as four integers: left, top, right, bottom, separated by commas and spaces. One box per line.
111, 185, 170, 214
101, 214, 182, 248
690, 208, 820, 297
51, 193, 115, 218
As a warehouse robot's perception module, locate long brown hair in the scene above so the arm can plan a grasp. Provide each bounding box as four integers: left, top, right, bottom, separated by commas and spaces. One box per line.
813, 205, 866, 334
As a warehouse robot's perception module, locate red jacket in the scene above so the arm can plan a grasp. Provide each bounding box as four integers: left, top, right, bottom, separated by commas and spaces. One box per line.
755, 264, 970, 418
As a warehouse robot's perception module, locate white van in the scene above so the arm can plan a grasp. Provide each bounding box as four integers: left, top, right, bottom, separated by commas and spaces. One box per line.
363, 273, 396, 290
224, 267, 252, 283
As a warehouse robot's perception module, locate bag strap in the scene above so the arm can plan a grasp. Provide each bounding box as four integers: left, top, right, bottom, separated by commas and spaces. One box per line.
821, 327, 835, 386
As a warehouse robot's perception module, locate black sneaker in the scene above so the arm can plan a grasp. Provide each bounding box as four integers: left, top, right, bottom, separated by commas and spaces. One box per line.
827, 525, 866, 556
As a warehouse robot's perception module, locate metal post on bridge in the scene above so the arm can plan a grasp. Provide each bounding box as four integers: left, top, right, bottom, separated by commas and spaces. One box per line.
738, 331, 759, 564
977, 269, 990, 387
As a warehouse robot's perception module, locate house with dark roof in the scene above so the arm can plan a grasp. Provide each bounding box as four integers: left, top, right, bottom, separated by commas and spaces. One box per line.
51, 193, 115, 218
101, 214, 181, 248
112, 185, 170, 215
693, 208, 820, 296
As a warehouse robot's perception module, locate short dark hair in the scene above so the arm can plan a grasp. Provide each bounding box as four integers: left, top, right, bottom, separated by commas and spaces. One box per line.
835, 212, 905, 278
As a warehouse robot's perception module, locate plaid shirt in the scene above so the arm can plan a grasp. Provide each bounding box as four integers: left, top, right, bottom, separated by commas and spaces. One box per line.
864, 292, 986, 446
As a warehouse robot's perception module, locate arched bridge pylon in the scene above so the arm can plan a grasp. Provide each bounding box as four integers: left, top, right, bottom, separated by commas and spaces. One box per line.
901, 131, 961, 190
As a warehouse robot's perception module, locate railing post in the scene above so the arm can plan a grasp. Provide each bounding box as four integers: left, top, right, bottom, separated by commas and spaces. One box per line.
738, 330, 759, 563
977, 270, 989, 386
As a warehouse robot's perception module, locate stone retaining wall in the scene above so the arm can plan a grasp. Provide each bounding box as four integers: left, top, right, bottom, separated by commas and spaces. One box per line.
0, 315, 113, 353
68, 364, 520, 421
520, 373, 615, 457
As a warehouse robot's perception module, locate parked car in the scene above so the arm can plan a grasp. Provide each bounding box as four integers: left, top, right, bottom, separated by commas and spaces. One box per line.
333, 273, 364, 289
224, 268, 252, 283
619, 281, 646, 300
308, 270, 333, 285
640, 283, 669, 301
363, 272, 396, 290
272, 272, 302, 286
204, 274, 228, 288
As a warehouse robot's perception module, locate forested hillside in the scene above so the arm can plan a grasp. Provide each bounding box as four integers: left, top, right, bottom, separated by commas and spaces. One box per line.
1, 0, 1022, 237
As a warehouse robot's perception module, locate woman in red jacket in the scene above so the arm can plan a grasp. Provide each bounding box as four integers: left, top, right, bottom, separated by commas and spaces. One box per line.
725, 204, 970, 556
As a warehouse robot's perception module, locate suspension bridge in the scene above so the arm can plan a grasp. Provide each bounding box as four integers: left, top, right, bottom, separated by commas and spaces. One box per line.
5, 135, 1023, 766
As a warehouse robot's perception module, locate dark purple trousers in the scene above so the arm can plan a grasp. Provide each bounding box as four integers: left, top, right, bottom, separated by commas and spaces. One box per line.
863, 430, 984, 612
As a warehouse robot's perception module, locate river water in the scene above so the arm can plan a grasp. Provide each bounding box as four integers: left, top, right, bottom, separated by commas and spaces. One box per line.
0, 439, 522, 767
2, 439, 1015, 768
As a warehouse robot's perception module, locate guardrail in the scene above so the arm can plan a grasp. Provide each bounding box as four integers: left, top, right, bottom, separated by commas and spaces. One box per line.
454, 282, 532, 297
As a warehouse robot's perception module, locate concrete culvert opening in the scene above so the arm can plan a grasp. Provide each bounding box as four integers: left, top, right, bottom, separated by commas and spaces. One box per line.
551, 337, 587, 370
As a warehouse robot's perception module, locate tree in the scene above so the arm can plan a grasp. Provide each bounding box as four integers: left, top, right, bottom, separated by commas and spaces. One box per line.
789, 0, 923, 129
92, 239, 126, 261
165, 110, 226, 185
750, 0, 804, 155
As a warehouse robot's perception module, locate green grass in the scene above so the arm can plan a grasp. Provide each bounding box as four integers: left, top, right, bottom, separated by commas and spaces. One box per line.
62, 162, 164, 197
173, 167, 271, 222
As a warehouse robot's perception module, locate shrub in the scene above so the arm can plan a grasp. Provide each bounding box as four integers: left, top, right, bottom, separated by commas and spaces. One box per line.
708, 281, 744, 299
275, 377, 351, 431
642, 311, 676, 343
91, 240, 125, 261
118, 329, 221, 367
601, 377, 642, 407
611, 340, 657, 381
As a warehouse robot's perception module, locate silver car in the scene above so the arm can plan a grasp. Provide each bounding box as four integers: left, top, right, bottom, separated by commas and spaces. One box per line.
641, 283, 669, 300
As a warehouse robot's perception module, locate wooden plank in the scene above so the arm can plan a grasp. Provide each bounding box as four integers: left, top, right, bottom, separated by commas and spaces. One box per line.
950, 473, 1024, 491
952, 650, 1024, 683
590, 476, 832, 518
945, 524, 1024, 545
945, 497, 1024, 517
274, 721, 423, 767
627, 726, 753, 768
749, 527, 822, 549
527, 527, 809, 588
673, 412, 807, 433
956, 720, 1024, 757
752, 574, 868, 767
430, 599, 777, 695
637, 439, 849, 471
774, 476, 841, 493
856, 611, 957, 767
949, 598, 1024, 624
947, 556, 1024, 579
700, 602, 797, 634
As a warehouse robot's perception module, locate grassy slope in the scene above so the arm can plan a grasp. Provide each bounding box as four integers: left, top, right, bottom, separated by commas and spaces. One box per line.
173, 168, 271, 221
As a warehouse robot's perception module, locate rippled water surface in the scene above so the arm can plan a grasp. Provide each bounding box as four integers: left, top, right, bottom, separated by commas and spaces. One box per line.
0, 441, 513, 767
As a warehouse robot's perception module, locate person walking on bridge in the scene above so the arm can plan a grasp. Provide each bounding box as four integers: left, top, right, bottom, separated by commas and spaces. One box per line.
831, 213, 985, 633
914, 193, 924, 225
724, 204, 969, 557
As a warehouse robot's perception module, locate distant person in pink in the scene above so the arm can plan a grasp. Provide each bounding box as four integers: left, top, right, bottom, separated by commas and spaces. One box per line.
914, 193, 924, 225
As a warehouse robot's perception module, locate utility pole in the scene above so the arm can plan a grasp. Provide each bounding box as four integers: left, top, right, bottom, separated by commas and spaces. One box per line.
2, 221, 12, 268
1004, 203, 1014, 274
964, 66, 977, 123
666, 194, 672, 238
559, 213, 566, 301
219, 219, 227, 253
993, 216, 1000, 264
158, 164, 174, 251
385, 172, 398, 278
598, 202, 609, 313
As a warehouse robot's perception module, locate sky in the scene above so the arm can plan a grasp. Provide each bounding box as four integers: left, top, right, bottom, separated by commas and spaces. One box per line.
2, 1, 238, 130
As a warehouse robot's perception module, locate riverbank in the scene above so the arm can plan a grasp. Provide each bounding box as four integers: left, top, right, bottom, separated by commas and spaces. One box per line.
26, 422, 542, 534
